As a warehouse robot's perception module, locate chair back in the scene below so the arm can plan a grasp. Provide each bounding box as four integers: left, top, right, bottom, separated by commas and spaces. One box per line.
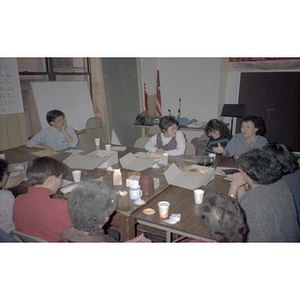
185, 142, 196, 155
10, 230, 48, 242
86, 117, 106, 143
147, 125, 160, 136
134, 137, 150, 149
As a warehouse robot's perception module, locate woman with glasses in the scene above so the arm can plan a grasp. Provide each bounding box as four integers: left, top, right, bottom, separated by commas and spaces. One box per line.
145, 115, 186, 156
27, 109, 78, 151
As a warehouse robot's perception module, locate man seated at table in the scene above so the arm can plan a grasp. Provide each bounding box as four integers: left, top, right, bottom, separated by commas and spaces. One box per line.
61, 180, 151, 243
13, 157, 72, 242
191, 193, 248, 242
27, 109, 78, 151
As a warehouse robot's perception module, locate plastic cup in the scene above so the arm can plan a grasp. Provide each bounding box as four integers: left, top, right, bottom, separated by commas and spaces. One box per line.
94, 138, 101, 147
105, 144, 111, 151
193, 189, 205, 204
72, 170, 81, 182
0, 154, 5, 160
158, 201, 170, 218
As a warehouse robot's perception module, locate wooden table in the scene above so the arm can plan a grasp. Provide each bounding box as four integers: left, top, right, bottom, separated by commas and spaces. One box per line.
2, 143, 189, 241
130, 155, 239, 242
3, 144, 238, 242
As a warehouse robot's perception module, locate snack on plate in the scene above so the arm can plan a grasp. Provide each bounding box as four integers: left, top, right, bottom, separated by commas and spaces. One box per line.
187, 168, 209, 175
198, 169, 209, 175
143, 208, 155, 215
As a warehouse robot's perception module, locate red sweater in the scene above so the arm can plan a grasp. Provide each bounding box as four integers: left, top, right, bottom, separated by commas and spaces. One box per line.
13, 187, 72, 242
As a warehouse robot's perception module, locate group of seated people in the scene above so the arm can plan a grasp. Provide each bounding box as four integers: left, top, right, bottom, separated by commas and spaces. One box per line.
0, 109, 299, 242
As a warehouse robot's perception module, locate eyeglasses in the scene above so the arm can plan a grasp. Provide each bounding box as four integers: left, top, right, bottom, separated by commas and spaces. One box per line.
169, 126, 178, 131
54, 117, 66, 122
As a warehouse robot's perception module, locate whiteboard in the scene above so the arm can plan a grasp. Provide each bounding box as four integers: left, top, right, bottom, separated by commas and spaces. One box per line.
0, 58, 24, 115
31, 81, 95, 131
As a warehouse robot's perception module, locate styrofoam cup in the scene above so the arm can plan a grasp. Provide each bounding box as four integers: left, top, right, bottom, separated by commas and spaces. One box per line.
105, 144, 111, 151
158, 201, 170, 218
193, 189, 205, 204
72, 170, 81, 182
208, 153, 216, 159
94, 138, 101, 147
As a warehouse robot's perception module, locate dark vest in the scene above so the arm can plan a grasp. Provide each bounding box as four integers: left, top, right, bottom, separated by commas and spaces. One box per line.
156, 132, 177, 150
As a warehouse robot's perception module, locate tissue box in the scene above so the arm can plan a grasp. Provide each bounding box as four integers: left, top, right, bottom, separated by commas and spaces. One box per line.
126, 175, 140, 187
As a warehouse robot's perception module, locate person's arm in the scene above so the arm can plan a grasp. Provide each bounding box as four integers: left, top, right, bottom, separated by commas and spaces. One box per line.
145, 134, 159, 153
228, 172, 247, 200
64, 126, 78, 147
165, 131, 186, 156
27, 129, 54, 151
3, 169, 26, 189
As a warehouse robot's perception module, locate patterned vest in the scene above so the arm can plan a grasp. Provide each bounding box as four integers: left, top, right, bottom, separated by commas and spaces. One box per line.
156, 132, 177, 150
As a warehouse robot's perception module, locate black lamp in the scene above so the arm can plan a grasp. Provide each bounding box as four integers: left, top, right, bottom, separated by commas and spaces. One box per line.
221, 104, 246, 134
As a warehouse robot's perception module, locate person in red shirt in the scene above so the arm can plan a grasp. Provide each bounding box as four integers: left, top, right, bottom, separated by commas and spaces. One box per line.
13, 157, 72, 242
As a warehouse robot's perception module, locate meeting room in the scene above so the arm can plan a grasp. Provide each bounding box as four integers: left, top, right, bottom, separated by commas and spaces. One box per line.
1, 57, 300, 245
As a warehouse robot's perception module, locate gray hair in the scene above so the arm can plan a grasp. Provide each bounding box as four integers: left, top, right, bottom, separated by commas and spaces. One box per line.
68, 180, 116, 231
199, 193, 248, 242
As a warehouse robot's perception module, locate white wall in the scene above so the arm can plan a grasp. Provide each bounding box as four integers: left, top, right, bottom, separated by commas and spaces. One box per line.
141, 57, 234, 141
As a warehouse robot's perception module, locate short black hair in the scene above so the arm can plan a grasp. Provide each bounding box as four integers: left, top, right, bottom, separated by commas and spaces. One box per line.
238, 148, 282, 184
46, 109, 65, 125
68, 180, 117, 231
263, 142, 299, 175
205, 119, 230, 138
27, 156, 68, 186
241, 115, 266, 136
158, 115, 178, 133
0, 158, 8, 182
199, 193, 248, 242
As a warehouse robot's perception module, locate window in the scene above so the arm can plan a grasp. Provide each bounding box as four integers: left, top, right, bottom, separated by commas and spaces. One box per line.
17, 58, 91, 137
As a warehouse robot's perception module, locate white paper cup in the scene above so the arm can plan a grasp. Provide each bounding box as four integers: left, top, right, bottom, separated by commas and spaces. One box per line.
158, 201, 170, 218
208, 153, 216, 159
105, 144, 111, 151
72, 170, 81, 182
193, 189, 205, 204
0, 154, 5, 160
94, 138, 101, 147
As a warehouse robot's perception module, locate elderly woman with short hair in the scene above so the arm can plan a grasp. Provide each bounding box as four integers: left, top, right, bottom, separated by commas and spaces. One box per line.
61, 180, 117, 242
61, 180, 151, 242
199, 193, 248, 242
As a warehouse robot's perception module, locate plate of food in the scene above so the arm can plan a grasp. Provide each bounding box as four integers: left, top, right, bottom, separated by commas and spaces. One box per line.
143, 208, 155, 215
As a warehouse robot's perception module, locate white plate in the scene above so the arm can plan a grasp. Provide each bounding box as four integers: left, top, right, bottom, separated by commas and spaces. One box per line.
133, 198, 146, 206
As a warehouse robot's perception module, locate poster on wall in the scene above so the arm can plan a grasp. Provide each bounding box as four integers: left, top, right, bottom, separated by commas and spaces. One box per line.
0, 58, 24, 115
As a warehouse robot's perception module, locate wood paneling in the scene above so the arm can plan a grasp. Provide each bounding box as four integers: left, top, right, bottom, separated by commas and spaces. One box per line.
0, 113, 28, 151
90, 58, 110, 143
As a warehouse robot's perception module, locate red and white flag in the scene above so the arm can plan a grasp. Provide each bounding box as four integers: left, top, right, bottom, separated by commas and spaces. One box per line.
156, 70, 162, 116
144, 83, 148, 112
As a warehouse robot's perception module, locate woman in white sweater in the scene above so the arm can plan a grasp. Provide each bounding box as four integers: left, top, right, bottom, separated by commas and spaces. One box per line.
145, 115, 186, 156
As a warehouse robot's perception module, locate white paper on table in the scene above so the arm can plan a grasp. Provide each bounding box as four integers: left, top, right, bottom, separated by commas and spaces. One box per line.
164, 213, 181, 224
65, 149, 84, 154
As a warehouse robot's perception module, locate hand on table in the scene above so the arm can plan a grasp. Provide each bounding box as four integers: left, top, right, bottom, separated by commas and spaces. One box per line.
155, 148, 165, 155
